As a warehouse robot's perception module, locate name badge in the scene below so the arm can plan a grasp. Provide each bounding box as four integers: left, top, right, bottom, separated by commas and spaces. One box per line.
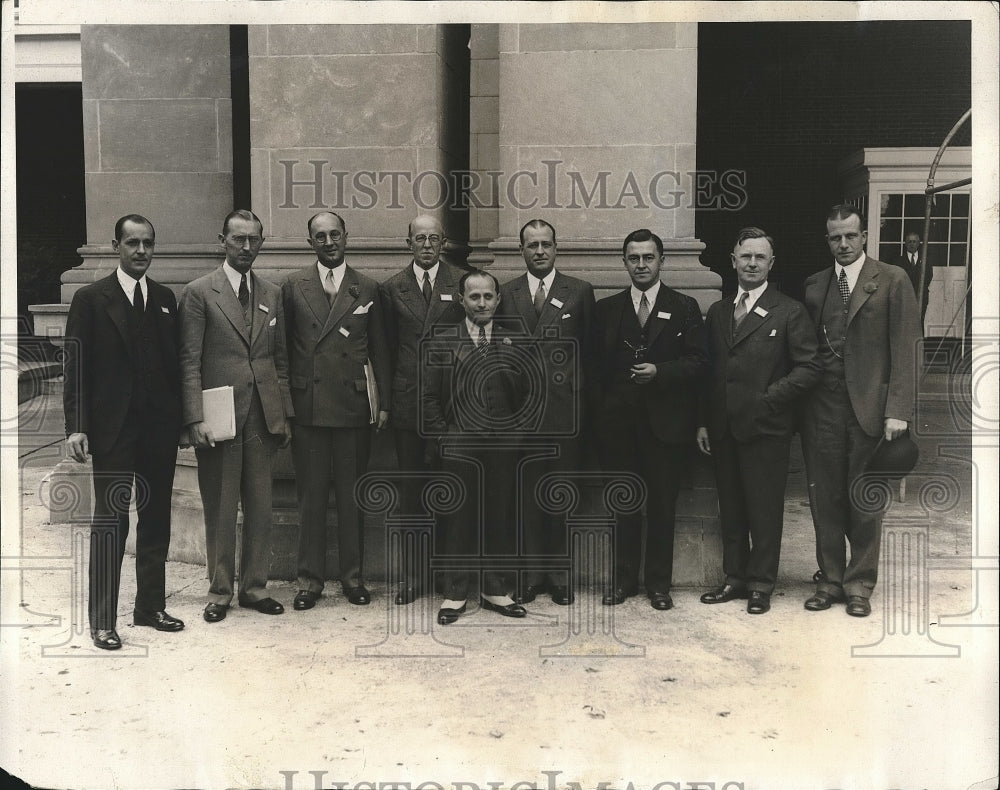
338, 327, 350, 338
258, 304, 269, 313
753, 306, 768, 317
440, 293, 453, 301
550, 297, 564, 309
161, 306, 170, 314
657, 311, 671, 320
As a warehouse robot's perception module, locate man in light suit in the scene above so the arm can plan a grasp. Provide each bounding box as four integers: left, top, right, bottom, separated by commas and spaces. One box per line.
696, 227, 821, 614
282, 211, 390, 611
379, 215, 464, 605
421, 270, 528, 625
890, 231, 931, 331
64, 214, 184, 649
801, 204, 921, 617
593, 229, 709, 610
497, 219, 596, 606
179, 209, 293, 623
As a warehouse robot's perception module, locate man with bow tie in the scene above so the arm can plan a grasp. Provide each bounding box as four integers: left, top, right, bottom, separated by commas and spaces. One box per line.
379, 215, 465, 605
593, 229, 709, 610
179, 209, 294, 623
890, 231, 931, 332
696, 227, 820, 615
281, 211, 390, 611
497, 219, 597, 607
800, 205, 921, 617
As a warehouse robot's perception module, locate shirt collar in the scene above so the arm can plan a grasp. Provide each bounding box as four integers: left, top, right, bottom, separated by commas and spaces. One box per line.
116, 267, 147, 300
318, 260, 346, 289
412, 261, 439, 283
527, 269, 556, 296
733, 280, 768, 306
630, 280, 661, 311
222, 260, 251, 294
465, 317, 492, 342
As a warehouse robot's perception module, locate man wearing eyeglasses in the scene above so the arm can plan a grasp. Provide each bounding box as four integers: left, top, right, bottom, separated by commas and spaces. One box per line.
282, 211, 390, 611
179, 209, 294, 623
800, 204, 921, 617
379, 215, 464, 605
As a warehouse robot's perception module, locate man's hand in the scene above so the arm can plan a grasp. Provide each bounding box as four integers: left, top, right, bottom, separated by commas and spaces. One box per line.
277, 419, 292, 449
188, 421, 216, 448
884, 418, 908, 441
66, 432, 89, 463
696, 427, 711, 456
629, 362, 658, 385
376, 410, 389, 431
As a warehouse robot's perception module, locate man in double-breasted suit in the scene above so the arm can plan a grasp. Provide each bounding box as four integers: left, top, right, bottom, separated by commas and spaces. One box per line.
696, 227, 821, 615
64, 214, 184, 649
380, 215, 464, 605
179, 209, 293, 623
594, 228, 709, 610
890, 231, 931, 331
497, 219, 596, 606
801, 205, 921, 617
282, 211, 390, 611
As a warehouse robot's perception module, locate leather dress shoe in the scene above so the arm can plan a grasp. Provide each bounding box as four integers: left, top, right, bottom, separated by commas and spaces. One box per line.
343, 585, 371, 606
293, 590, 319, 611
846, 595, 872, 617
203, 603, 228, 623
133, 609, 185, 632
394, 586, 422, 606
91, 628, 122, 650
480, 598, 527, 618
601, 586, 637, 606
551, 586, 574, 606
747, 591, 771, 614
700, 584, 748, 604
514, 584, 544, 605
804, 591, 843, 611
649, 592, 674, 611
239, 597, 284, 615
437, 603, 466, 625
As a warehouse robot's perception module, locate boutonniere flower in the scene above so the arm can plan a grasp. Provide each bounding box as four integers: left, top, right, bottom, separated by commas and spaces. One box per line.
863, 282, 878, 294
502, 337, 513, 345
348, 284, 360, 299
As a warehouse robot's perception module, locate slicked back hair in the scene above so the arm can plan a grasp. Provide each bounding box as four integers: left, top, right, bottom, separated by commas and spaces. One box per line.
115, 214, 154, 242
222, 209, 264, 237
519, 219, 557, 246
734, 226, 775, 255
622, 228, 663, 257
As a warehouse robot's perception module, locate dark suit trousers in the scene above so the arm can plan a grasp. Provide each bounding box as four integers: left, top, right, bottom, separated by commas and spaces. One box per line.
519, 437, 582, 588
393, 428, 433, 589
292, 424, 371, 592
438, 443, 518, 601
801, 381, 882, 599
600, 426, 686, 594
712, 434, 791, 593
196, 389, 277, 605
89, 408, 178, 629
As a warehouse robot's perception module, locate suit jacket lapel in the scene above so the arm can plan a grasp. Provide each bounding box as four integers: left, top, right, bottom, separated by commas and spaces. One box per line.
505, 275, 536, 334
534, 272, 566, 335
426, 265, 459, 331
731, 284, 776, 347
847, 257, 878, 326
644, 285, 669, 348
299, 264, 332, 327
213, 267, 250, 346
396, 267, 426, 327
321, 266, 359, 340
807, 268, 835, 331
101, 274, 136, 364
249, 274, 271, 346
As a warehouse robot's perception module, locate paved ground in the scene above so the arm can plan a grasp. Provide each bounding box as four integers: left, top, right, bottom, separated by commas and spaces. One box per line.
1, 381, 997, 790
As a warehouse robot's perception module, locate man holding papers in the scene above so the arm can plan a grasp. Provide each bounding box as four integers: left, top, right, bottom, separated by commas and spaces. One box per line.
179, 209, 293, 623
281, 211, 390, 610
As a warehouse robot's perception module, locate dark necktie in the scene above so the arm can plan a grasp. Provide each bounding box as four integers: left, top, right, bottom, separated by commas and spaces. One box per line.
477, 325, 488, 356
323, 267, 338, 306
132, 283, 144, 317
637, 293, 650, 329
533, 281, 547, 316
239, 273, 250, 316
422, 270, 432, 304
838, 269, 850, 305
733, 291, 749, 329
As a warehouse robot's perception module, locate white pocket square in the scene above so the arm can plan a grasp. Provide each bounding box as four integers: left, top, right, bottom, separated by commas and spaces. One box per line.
353, 301, 373, 315
657, 311, 671, 320
269, 317, 277, 327
562, 313, 572, 319
769, 328, 776, 337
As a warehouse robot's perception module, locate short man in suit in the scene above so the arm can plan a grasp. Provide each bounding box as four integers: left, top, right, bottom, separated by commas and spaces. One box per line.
801, 204, 921, 617
593, 229, 709, 610
421, 270, 528, 625
696, 227, 821, 614
282, 211, 390, 611
890, 231, 931, 331
64, 214, 185, 649
179, 209, 293, 623
497, 219, 596, 606
380, 214, 464, 605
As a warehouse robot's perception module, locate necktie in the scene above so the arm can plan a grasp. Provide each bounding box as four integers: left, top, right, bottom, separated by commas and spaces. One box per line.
910, 253, 917, 266
238, 273, 250, 315
533, 281, 547, 316
838, 269, 850, 305
637, 293, 650, 329
733, 291, 749, 329
323, 267, 338, 306
132, 283, 144, 317
477, 325, 488, 356
422, 270, 432, 304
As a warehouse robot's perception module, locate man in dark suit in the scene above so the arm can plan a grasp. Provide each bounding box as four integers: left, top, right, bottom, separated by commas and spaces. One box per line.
64, 214, 184, 649
380, 214, 464, 605
497, 219, 596, 606
593, 228, 709, 610
282, 211, 390, 611
696, 227, 821, 614
801, 205, 921, 617
179, 209, 293, 623
421, 270, 528, 625
890, 231, 931, 332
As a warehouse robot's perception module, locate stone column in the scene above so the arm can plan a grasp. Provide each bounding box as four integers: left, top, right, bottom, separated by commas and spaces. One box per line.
63, 25, 234, 301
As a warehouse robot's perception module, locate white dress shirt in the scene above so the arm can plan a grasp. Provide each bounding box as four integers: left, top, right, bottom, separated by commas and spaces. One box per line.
630, 280, 661, 316
732, 281, 769, 314
835, 252, 866, 294
116, 267, 148, 306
